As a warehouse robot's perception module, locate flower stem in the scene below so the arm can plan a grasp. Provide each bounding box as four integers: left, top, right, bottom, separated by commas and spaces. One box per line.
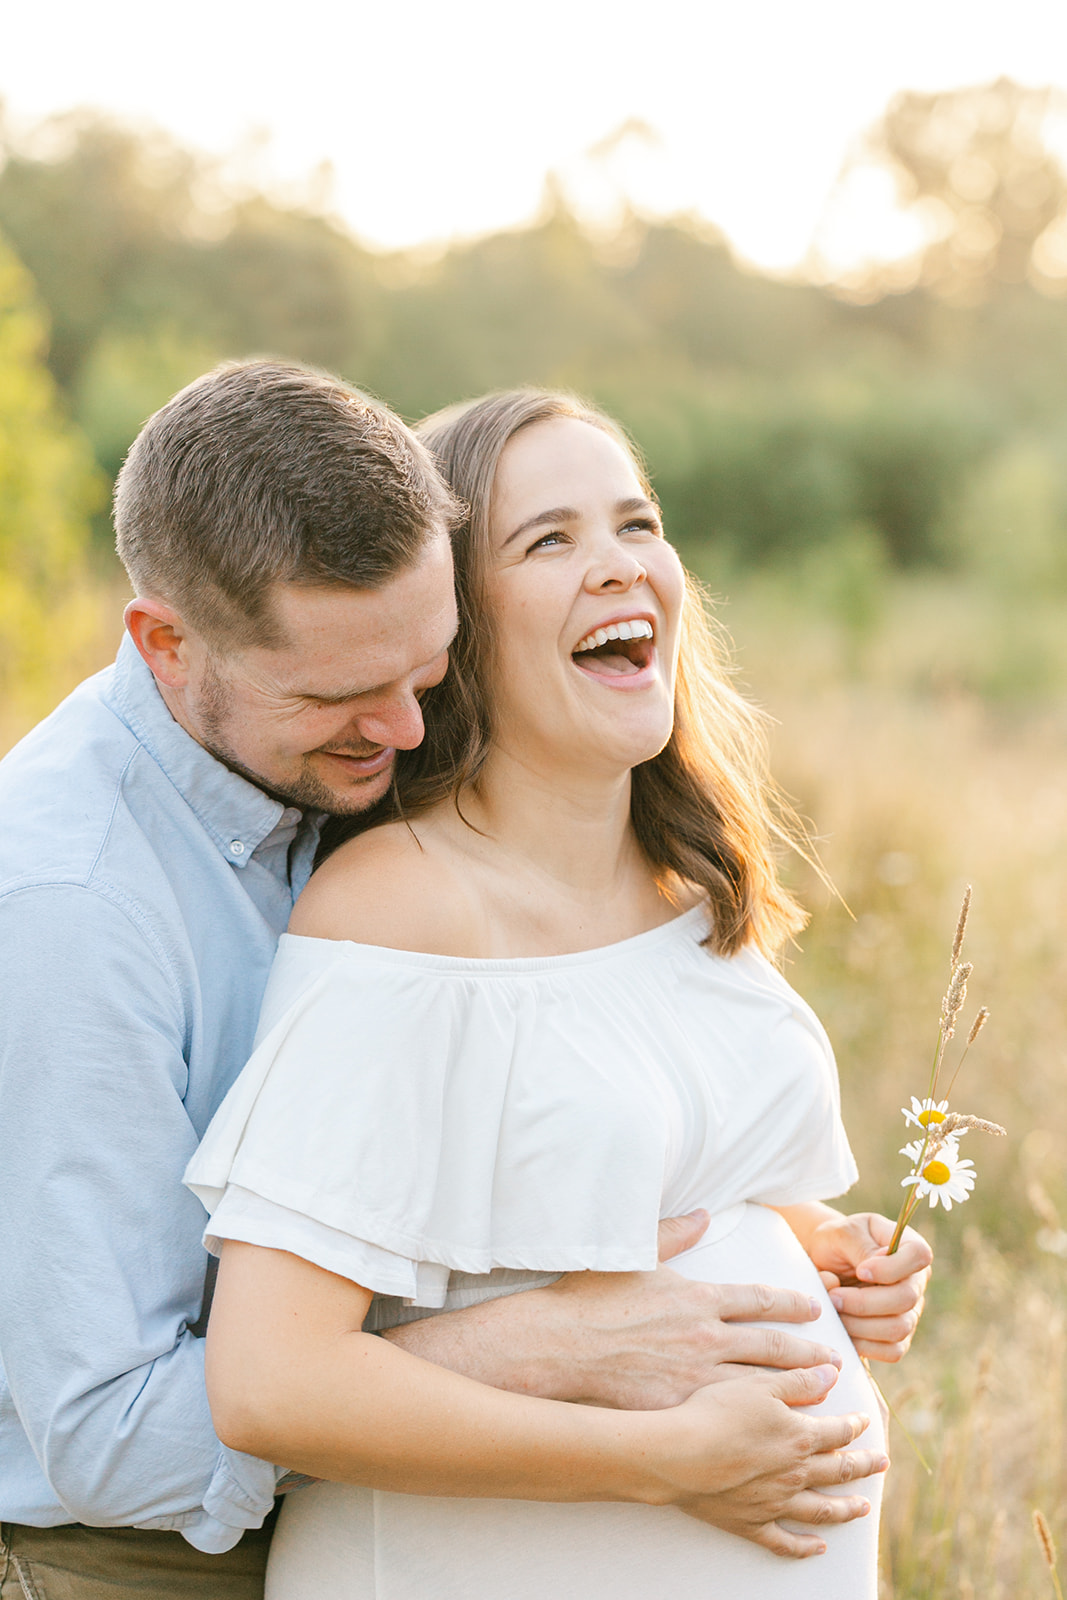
926, 1022, 946, 1102
943, 1041, 972, 1105
887, 1195, 917, 1255
887, 1126, 934, 1254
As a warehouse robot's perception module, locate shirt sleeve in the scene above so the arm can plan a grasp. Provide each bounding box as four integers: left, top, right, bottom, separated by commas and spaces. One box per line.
0, 882, 279, 1551
747, 998, 859, 1207
205, 1184, 452, 1308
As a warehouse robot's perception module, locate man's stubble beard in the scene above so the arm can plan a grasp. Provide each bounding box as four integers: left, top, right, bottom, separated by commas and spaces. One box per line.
194, 657, 388, 818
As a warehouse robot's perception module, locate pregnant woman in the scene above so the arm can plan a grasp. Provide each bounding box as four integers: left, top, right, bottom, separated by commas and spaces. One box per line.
186, 389, 929, 1598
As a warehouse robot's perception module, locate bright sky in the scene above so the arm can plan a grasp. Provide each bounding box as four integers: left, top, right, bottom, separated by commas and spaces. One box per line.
5, 0, 1067, 273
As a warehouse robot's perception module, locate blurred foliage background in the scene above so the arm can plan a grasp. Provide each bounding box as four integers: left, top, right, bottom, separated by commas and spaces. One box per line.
2, 77, 1066, 1598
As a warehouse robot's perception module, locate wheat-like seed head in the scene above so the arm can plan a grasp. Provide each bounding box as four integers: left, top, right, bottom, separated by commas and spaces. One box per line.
951, 885, 973, 967
941, 961, 973, 1035
1033, 1508, 1058, 1570
941, 1113, 1007, 1139
967, 1006, 991, 1045
922, 1114, 1007, 1160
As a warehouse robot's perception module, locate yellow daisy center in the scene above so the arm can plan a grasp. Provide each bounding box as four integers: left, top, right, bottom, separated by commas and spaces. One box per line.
922, 1159, 952, 1185
918, 1108, 947, 1126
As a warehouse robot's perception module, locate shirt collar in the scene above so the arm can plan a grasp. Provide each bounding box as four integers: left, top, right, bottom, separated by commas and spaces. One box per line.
105, 633, 307, 868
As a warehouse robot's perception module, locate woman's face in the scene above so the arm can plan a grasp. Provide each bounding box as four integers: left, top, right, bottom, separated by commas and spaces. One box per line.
484, 415, 686, 780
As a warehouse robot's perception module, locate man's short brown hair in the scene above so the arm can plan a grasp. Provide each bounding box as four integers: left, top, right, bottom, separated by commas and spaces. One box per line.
114, 359, 461, 648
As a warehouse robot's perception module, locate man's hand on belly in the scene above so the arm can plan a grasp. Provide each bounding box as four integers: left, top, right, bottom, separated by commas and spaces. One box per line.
383, 1212, 845, 1410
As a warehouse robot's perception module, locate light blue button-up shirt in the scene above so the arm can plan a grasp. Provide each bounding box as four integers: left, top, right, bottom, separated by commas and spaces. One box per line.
0, 634, 322, 1551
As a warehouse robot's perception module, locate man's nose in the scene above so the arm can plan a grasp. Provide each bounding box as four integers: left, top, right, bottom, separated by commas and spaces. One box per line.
352, 692, 426, 752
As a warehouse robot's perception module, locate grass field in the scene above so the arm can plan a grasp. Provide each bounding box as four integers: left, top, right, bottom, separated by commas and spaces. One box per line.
4, 569, 1066, 1598
723, 571, 1067, 1599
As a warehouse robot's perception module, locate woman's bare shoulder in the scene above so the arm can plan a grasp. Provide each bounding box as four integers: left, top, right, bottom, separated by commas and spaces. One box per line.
289, 819, 487, 956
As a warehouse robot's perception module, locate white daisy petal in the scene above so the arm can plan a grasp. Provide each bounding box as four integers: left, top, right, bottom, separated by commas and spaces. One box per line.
906, 1143, 977, 1210
900, 1135, 961, 1163
901, 1096, 953, 1130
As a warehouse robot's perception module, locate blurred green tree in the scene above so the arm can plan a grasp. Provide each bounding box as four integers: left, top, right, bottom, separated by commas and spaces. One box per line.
949, 436, 1067, 592
0, 111, 385, 476
1, 99, 1062, 582
0, 227, 105, 709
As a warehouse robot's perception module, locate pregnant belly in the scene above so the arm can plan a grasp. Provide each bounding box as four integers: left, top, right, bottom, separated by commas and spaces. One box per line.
267, 1202, 884, 1600
671, 1199, 885, 1440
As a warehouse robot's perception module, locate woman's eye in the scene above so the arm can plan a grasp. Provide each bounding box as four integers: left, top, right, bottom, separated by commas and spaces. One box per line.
620, 518, 662, 538
528, 531, 568, 552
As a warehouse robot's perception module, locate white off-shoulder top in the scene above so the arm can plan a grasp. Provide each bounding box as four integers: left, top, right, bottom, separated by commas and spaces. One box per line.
184, 907, 857, 1308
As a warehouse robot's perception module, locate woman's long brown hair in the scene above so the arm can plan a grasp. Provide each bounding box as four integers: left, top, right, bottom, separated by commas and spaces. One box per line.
324, 389, 811, 959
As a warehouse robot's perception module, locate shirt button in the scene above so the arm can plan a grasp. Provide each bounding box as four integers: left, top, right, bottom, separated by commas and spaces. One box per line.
229, 840, 246, 857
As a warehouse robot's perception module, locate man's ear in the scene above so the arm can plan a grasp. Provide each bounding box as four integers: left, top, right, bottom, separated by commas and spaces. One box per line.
124, 598, 193, 688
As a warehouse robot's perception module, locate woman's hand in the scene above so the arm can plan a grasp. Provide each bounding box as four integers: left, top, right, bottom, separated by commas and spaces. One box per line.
648, 1363, 887, 1557
806, 1210, 933, 1363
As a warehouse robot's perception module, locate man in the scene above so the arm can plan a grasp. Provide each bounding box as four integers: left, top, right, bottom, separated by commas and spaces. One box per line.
0, 361, 912, 1599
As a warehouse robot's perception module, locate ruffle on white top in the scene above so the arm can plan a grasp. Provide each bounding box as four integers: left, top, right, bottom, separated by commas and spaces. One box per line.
185, 908, 857, 1308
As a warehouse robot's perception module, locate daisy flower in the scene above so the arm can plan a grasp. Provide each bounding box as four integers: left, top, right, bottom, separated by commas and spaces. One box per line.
900, 1139, 976, 1210
901, 1096, 958, 1131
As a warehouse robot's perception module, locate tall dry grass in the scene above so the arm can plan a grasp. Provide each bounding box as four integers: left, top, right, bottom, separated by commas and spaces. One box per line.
723, 571, 1067, 1598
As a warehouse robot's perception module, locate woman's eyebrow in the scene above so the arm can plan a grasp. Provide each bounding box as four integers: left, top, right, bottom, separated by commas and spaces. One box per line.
617, 497, 660, 518
502, 497, 659, 548
502, 506, 578, 547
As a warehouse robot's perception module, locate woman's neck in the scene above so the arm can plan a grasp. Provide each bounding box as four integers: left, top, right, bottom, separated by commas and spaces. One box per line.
421, 744, 693, 957
463, 745, 638, 899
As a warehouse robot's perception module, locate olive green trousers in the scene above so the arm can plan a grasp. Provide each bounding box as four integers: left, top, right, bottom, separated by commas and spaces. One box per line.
0, 1516, 273, 1600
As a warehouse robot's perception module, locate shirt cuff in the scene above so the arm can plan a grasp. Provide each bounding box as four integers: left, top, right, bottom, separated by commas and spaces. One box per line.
134, 1446, 279, 1552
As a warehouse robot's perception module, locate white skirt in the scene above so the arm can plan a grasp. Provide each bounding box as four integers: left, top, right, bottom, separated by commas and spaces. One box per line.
266, 1204, 884, 1600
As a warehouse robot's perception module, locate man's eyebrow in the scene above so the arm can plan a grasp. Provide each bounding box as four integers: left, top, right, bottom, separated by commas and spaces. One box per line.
503, 497, 661, 549
290, 625, 459, 704
298, 686, 376, 705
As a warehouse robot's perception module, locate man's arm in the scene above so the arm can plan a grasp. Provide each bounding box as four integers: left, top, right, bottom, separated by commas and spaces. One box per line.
209, 1240, 887, 1559
0, 885, 276, 1550
382, 1211, 848, 1409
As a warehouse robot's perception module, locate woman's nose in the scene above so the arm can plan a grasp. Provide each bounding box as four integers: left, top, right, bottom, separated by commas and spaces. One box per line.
584, 546, 647, 593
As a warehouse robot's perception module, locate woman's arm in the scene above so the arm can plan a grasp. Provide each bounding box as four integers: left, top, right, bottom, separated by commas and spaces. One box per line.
773, 1202, 933, 1363
207, 1240, 886, 1558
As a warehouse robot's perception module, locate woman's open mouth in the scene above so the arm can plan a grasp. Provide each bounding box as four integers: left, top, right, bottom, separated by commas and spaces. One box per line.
571, 617, 655, 682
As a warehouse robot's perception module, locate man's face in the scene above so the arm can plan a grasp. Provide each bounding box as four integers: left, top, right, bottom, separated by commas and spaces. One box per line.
177, 533, 457, 814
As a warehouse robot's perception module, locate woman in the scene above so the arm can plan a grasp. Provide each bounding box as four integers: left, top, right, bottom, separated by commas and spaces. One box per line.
185, 391, 929, 1598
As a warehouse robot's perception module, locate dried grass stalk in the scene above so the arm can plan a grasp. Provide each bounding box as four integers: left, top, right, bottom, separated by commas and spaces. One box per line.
1033, 1509, 1064, 1600
941, 960, 973, 1037
952, 884, 973, 967
967, 1006, 991, 1045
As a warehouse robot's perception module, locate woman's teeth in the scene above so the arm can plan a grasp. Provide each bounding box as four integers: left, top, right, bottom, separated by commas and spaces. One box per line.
574, 619, 654, 654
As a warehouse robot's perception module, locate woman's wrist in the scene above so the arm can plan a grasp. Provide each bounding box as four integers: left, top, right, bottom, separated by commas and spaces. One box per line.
567, 1403, 692, 1508
772, 1200, 843, 1258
